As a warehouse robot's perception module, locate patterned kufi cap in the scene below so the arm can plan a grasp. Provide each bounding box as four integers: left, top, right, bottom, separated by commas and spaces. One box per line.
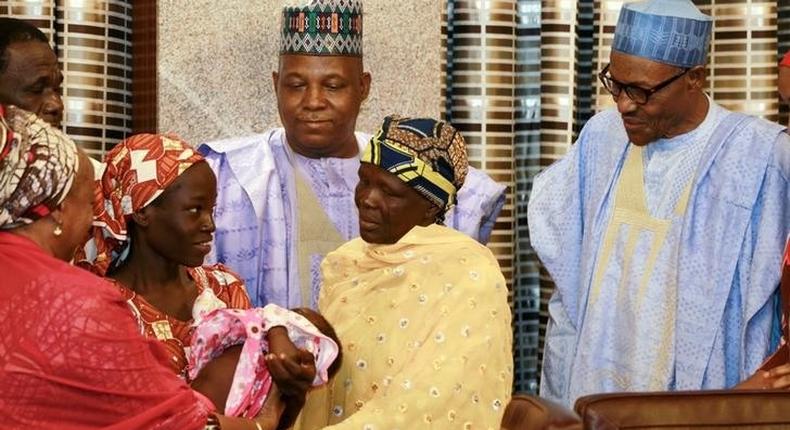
86, 133, 205, 275
0, 105, 79, 230
613, 0, 712, 68
280, 0, 363, 57
361, 115, 468, 222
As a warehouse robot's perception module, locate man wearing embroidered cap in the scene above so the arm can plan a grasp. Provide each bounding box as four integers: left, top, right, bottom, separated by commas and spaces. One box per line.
199, 0, 505, 310
529, 0, 790, 406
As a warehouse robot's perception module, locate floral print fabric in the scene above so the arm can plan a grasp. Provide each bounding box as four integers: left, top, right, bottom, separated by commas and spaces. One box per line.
0, 105, 78, 229
298, 224, 513, 429
189, 304, 339, 418
119, 264, 251, 377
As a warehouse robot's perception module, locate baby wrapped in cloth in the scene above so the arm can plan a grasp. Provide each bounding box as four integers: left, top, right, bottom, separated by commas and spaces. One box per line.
188, 289, 341, 418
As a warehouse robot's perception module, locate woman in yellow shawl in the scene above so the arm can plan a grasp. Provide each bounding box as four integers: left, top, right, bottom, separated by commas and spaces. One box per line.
299, 115, 513, 429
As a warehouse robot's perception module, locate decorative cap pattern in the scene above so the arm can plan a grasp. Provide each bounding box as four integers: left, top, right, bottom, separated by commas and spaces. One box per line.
280, 0, 363, 57
612, 0, 712, 68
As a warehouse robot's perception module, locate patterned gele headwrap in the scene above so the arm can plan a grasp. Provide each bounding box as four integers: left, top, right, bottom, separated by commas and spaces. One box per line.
361, 115, 468, 221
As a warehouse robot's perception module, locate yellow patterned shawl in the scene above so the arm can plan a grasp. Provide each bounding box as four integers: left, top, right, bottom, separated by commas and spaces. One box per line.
298, 224, 513, 429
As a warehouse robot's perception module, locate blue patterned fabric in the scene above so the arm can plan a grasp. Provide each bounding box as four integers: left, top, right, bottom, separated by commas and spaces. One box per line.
199, 129, 506, 308
612, 0, 712, 68
363, 115, 469, 219
642, 98, 726, 216
529, 102, 790, 406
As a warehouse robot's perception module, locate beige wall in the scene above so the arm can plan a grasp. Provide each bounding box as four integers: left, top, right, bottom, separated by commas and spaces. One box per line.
157, 0, 443, 145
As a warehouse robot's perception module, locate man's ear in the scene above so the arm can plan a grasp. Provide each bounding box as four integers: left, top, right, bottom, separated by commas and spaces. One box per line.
360, 71, 372, 101
687, 66, 706, 91
272, 71, 280, 96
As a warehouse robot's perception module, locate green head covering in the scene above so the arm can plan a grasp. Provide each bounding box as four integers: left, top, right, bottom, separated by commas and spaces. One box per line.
280, 0, 363, 57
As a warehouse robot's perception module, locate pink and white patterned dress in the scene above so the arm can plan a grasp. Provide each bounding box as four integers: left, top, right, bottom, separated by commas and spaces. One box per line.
187, 304, 339, 418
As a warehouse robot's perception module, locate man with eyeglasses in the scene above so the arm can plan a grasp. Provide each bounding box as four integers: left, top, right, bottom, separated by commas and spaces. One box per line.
529, 0, 790, 407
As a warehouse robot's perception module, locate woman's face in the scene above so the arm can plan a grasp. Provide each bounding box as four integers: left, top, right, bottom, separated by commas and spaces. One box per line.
139, 161, 217, 267
354, 163, 439, 244
55, 151, 95, 261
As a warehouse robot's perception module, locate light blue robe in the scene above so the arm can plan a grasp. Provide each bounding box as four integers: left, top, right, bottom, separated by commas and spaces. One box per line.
199, 128, 506, 308
529, 101, 790, 406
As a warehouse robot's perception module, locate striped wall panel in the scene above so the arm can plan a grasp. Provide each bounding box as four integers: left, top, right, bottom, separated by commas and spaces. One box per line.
696, 0, 781, 122
445, 0, 517, 292
56, 0, 132, 159
0, 1, 55, 43
445, 0, 525, 390
513, 0, 542, 393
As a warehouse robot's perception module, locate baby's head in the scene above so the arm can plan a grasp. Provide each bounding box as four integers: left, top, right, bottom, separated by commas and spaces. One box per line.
292, 307, 343, 379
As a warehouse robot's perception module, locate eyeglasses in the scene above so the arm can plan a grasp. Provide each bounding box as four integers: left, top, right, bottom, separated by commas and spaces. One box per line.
598, 64, 689, 105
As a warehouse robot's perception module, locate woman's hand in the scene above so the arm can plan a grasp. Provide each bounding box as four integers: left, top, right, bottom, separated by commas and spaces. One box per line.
254, 384, 286, 429
736, 364, 790, 390
265, 327, 317, 396
766, 364, 790, 389
211, 385, 287, 430
265, 327, 316, 429
214, 414, 278, 430
736, 370, 772, 389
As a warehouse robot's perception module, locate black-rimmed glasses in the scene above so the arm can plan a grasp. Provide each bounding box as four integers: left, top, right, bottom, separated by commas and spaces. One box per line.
598, 64, 689, 105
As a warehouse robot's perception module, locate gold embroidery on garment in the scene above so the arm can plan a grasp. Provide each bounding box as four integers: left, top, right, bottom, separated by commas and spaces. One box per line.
588, 145, 694, 390
151, 320, 174, 340
295, 169, 344, 308
589, 145, 671, 308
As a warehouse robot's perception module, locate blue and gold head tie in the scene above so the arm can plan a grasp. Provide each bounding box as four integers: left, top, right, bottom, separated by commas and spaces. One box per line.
361, 115, 468, 221
280, 0, 363, 57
